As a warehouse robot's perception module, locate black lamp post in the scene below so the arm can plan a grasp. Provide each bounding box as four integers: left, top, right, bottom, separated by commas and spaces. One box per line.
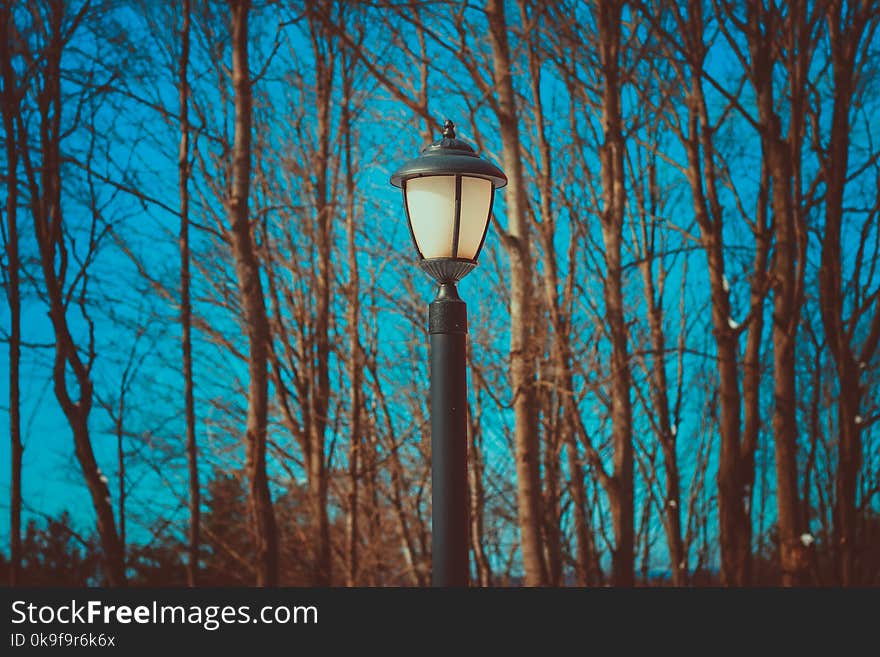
391, 120, 507, 587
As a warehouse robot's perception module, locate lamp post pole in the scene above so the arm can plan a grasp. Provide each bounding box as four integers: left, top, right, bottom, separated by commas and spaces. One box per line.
390, 119, 506, 588
429, 282, 469, 587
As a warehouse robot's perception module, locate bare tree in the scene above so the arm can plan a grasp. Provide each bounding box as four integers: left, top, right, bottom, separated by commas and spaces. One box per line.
816, 0, 880, 587
301, 4, 335, 586
486, 0, 547, 587
468, 358, 493, 586
0, 0, 22, 587
227, 0, 278, 586
626, 98, 690, 584
14, 0, 126, 586
740, 0, 822, 585
339, 11, 365, 585
177, 0, 200, 588
95, 332, 149, 570
642, 0, 771, 585
595, 0, 635, 587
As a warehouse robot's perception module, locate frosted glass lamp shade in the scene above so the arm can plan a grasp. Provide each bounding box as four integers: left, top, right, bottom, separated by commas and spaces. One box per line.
390, 119, 506, 282
404, 175, 493, 260
457, 177, 493, 259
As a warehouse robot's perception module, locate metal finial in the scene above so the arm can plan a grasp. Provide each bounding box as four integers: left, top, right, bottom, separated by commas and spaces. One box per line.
442, 120, 456, 139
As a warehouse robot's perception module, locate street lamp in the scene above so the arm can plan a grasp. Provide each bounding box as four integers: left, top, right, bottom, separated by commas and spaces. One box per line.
391, 120, 507, 587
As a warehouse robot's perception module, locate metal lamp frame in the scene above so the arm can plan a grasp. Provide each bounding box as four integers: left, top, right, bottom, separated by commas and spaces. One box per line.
391, 120, 507, 284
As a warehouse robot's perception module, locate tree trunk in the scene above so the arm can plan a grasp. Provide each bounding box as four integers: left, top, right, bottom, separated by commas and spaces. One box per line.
468, 370, 493, 587
178, 0, 200, 588
696, 206, 752, 587
521, 3, 565, 585
309, 13, 334, 586
566, 436, 597, 585
342, 51, 362, 588
486, 0, 547, 586
228, 0, 278, 587
597, 0, 634, 587
639, 254, 685, 586
767, 141, 803, 586
672, 1, 767, 585
20, 0, 126, 586
0, 0, 22, 587
748, 0, 810, 585
629, 109, 687, 586
116, 401, 126, 563
737, 177, 769, 586
819, 0, 878, 586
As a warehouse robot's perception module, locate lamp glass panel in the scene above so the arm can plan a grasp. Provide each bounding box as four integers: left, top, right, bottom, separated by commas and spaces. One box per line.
456, 176, 493, 260
406, 175, 455, 258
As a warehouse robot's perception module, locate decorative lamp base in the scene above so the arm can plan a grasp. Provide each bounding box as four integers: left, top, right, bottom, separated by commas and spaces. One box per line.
419, 257, 476, 284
